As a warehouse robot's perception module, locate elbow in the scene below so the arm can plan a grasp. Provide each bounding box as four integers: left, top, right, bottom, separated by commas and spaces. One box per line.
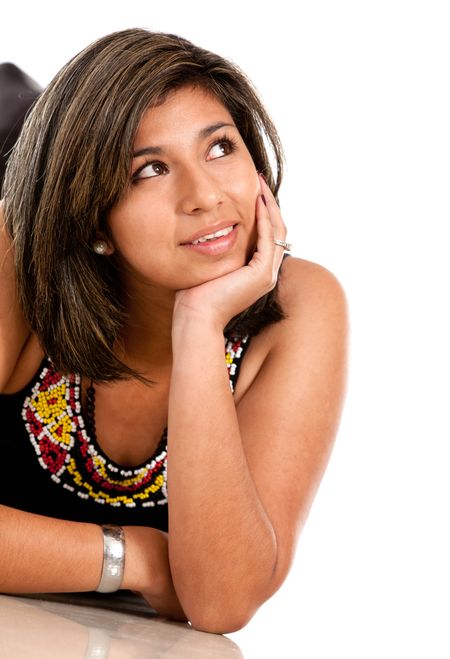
171, 543, 278, 634
188, 605, 255, 635
177, 579, 269, 634
185, 572, 284, 633
184, 589, 268, 635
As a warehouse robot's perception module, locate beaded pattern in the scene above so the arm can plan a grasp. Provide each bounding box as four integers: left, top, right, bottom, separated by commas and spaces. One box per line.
225, 333, 250, 393
21, 333, 250, 509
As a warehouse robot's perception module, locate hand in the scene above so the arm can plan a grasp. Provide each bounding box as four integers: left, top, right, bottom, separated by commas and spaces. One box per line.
172, 173, 289, 331
138, 531, 189, 623
140, 584, 189, 623
124, 527, 189, 623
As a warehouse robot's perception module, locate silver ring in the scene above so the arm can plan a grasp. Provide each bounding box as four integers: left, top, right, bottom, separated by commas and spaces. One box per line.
273, 239, 292, 251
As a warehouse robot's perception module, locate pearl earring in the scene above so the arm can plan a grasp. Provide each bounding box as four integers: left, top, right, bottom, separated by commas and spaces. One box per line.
93, 240, 108, 255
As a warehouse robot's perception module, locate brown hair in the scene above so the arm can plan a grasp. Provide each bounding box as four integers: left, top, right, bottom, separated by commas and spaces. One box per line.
3, 28, 288, 384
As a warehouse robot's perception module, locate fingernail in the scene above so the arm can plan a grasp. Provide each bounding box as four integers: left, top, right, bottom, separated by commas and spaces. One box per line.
259, 172, 268, 185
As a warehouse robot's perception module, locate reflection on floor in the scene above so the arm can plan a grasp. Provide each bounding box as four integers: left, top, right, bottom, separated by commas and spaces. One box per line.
0, 592, 244, 658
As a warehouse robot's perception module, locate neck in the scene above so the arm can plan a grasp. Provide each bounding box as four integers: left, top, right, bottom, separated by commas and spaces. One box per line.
115, 282, 176, 372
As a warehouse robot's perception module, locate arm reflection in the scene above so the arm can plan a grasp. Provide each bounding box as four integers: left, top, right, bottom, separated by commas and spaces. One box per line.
0, 593, 244, 658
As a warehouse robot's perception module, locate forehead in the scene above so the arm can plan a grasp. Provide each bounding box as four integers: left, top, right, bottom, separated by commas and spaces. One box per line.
134, 85, 234, 147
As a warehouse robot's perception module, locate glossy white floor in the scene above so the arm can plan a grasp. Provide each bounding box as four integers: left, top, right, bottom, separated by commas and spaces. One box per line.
0, 592, 243, 658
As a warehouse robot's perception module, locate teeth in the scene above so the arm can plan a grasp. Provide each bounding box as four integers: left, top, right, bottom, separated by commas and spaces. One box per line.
192, 225, 234, 244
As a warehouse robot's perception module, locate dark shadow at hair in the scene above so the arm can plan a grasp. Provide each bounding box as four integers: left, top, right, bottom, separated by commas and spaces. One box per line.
0, 63, 42, 189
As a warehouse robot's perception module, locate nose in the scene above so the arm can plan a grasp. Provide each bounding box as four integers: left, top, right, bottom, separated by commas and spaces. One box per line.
179, 165, 223, 214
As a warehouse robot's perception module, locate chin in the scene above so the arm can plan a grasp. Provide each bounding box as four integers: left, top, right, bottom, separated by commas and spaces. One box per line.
188, 254, 247, 286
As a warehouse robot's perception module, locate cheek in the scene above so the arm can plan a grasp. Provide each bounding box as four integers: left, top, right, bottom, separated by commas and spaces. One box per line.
228, 166, 260, 212
230, 170, 260, 257
107, 199, 165, 252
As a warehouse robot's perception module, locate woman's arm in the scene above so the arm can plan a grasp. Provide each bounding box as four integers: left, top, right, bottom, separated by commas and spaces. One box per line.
166, 176, 348, 635
0, 504, 103, 592
0, 504, 187, 622
168, 265, 347, 635
168, 319, 278, 634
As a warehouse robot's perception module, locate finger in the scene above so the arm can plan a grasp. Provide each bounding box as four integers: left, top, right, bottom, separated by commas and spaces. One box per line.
259, 175, 288, 243
258, 176, 288, 272
253, 192, 276, 262
254, 193, 288, 290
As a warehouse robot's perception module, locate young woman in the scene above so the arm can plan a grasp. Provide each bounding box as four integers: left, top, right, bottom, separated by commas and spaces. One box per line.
0, 28, 348, 634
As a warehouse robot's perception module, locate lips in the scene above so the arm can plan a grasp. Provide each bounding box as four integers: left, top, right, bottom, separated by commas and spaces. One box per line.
180, 224, 239, 255
180, 222, 238, 245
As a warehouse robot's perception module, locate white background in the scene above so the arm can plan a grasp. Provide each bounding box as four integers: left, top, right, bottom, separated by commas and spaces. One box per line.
2, 1, 449, 656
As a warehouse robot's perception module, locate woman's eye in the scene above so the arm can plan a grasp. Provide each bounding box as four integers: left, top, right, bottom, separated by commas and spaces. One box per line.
208, 139, 235, 159
132, 137, 236, 182
134, 162, 167, 181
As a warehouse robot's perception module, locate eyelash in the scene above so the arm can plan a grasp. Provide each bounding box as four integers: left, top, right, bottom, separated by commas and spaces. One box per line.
132, 134, 239, 182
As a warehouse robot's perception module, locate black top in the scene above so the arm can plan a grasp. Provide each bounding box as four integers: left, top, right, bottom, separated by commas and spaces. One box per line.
0, 332, 252, 532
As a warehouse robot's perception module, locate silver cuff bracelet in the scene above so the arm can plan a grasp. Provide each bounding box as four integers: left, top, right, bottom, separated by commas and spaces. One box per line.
96, 524, 125, 593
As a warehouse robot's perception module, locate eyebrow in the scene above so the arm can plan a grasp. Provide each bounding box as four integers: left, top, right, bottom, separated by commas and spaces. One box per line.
132, 122, 237, 158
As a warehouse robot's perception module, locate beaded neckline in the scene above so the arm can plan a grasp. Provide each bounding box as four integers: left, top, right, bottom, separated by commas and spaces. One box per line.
81, 329, 250, 470
85, 381, 96, 441
20, 332, 250, 508
83, 379, 168, 471
21, 358, 168, 507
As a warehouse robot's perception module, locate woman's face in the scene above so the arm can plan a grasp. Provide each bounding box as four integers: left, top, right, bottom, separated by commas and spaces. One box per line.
106, 84, 260, 292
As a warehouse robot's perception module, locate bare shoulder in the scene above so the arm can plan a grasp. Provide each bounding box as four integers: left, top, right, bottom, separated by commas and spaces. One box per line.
279, 256, 345, 303
232, 256, 348, 404
269, 254, 349, 395
270, 254, 350, 402
2, 333, 45, 394
273, 255, 349, 348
